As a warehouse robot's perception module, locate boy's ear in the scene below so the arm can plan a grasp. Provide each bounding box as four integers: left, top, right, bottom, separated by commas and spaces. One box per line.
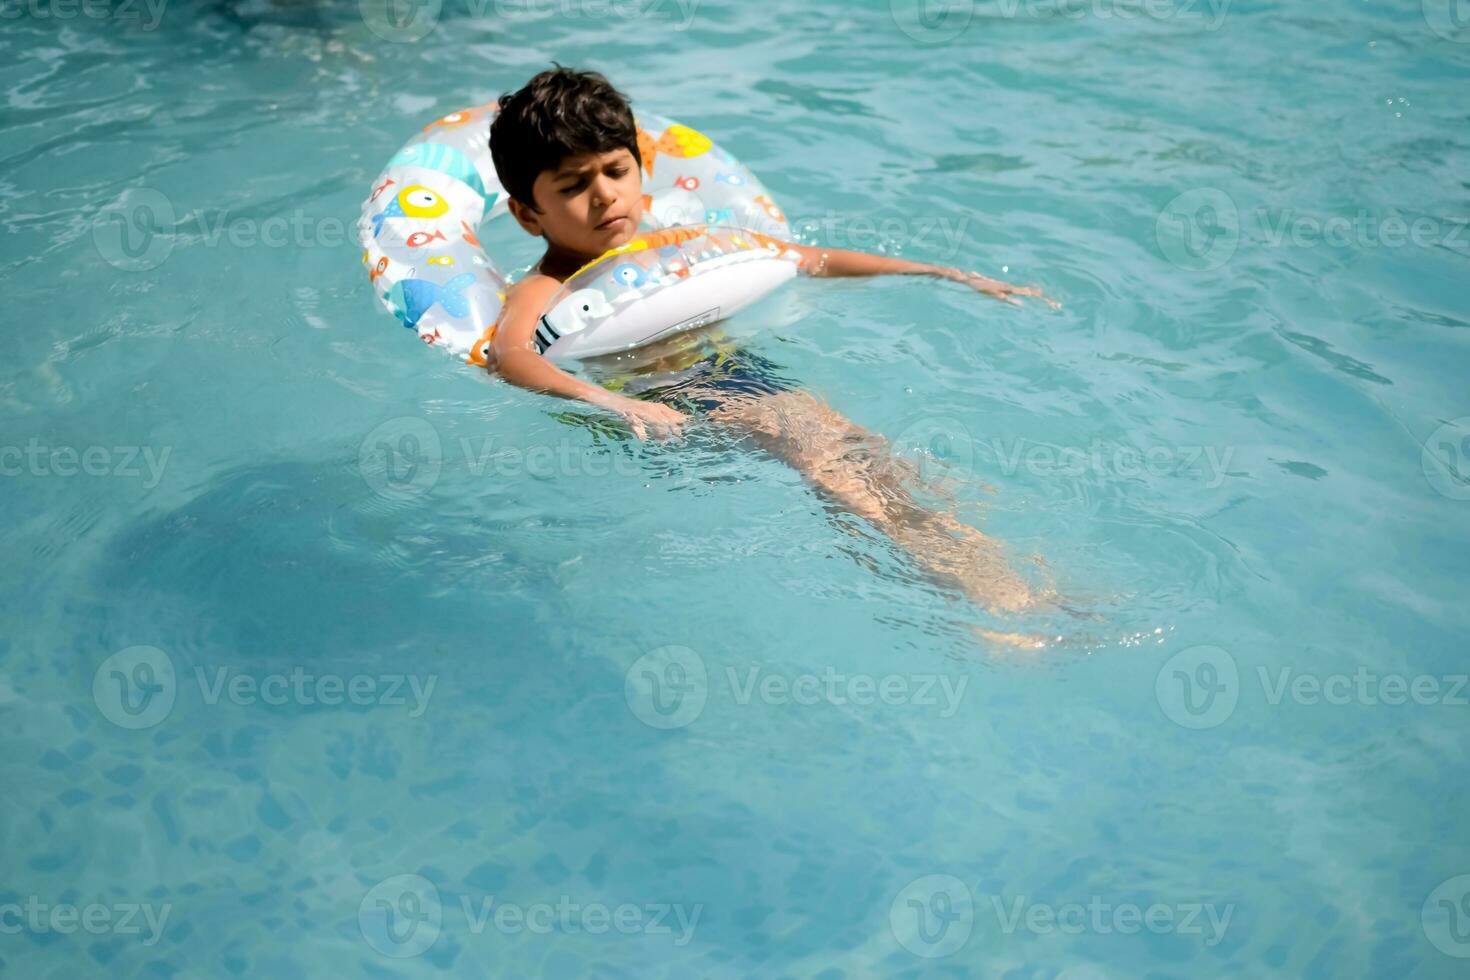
507, 197, 544, 237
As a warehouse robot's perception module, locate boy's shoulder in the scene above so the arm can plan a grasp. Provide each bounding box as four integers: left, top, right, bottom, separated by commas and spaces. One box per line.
506, 269, 563, 297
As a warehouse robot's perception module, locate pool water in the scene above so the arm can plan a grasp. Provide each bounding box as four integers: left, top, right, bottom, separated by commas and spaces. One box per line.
3, 0, 1469, 976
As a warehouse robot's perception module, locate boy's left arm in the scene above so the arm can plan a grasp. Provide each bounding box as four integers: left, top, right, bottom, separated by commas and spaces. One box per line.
782, 242, 1059, 309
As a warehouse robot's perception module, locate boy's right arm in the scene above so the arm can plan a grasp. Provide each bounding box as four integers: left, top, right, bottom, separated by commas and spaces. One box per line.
488, 274, 688, 441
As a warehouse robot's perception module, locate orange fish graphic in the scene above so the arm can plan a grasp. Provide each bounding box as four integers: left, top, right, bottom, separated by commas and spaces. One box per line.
423, 100, 498, 132
636, 124, 713, 177
468, 321, 499, 368
406, 230, 448, 248
753, 194, 785, 223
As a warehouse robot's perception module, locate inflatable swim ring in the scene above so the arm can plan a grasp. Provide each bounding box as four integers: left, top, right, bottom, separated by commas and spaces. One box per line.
358, 101, 801, 365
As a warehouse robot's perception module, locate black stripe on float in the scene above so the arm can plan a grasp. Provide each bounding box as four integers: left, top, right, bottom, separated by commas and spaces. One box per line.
534, 315, 562, 355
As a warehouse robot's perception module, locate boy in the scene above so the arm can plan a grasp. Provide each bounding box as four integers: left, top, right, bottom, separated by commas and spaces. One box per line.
486, 67, 1056, 619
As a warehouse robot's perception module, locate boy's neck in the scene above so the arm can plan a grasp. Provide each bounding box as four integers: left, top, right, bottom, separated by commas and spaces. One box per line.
535, 241, 599, 282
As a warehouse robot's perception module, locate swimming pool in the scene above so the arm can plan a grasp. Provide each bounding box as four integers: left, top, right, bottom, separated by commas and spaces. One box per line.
3, 0, 1468, 975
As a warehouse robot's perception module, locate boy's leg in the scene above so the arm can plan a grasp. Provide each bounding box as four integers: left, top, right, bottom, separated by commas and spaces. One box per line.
704, 389, 1039, 615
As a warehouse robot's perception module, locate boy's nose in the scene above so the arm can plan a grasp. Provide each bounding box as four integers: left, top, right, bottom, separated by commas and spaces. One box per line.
589, 174, 617, 207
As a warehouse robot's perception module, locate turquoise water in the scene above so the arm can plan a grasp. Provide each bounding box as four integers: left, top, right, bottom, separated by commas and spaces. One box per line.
4, 0, 1470, 976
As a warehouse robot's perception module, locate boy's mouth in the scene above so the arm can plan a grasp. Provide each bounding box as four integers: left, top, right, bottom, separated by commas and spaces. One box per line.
594, 215, 628, 231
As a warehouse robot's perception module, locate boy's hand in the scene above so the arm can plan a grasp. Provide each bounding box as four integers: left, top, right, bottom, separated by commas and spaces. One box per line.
606, 394, 689, 441
939, 268, 1061, 309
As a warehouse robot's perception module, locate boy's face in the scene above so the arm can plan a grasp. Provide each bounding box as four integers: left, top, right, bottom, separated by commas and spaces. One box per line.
509, 146, 643, 259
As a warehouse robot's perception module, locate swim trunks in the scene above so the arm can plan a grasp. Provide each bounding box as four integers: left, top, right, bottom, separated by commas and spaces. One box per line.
596, 336, 798, 415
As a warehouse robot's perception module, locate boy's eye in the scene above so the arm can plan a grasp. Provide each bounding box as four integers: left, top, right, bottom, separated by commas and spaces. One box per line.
557, 162, 630, 194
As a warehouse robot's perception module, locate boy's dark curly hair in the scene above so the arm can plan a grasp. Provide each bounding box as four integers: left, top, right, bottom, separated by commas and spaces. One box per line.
490, 66, 642, 211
